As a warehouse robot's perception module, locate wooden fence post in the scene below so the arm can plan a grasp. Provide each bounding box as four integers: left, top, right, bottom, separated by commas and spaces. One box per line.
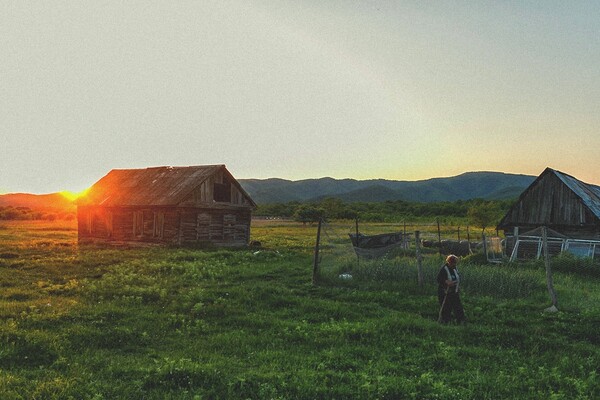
416, 231, 424, 286
355, 217, 360, 264
482, 232, 488, 262
513, 226, 519, 258
312, 218, 323, 285
467, 225, 472, 254
436, 218, 442, 255
542, 226, 559, 310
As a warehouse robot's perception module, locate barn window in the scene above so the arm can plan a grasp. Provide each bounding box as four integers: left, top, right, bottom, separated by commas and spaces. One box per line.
133, 211, 144, 237
153, 212, 164, 239
214, 182, 231, 202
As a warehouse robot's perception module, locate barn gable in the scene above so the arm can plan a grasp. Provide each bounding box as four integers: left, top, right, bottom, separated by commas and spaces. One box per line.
497, 167, 600, 239
78, 165, 256, 208
77, 165, 256, 247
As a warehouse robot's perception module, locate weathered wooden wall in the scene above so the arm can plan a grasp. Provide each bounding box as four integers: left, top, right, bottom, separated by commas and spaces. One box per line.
77, 166, 255, 247
179, 170, 251, 207
499, 173, 600, 239
177, 208, 251, 246
78, 206, 251, 247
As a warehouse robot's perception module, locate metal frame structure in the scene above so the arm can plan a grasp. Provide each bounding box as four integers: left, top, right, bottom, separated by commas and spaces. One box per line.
509, 235, 600, 262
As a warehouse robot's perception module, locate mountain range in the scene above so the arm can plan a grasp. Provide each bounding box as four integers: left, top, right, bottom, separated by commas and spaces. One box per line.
238, 171, 536, 204
0, 171, 536, 209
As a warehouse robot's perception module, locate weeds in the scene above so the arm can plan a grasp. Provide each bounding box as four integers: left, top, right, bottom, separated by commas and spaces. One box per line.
0, 220, 599, 399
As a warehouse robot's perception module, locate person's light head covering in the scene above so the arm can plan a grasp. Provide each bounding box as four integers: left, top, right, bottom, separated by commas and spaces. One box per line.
446, 254, 458, 266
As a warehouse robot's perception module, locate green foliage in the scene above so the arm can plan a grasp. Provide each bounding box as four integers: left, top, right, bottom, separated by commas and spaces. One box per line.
319, 255, 544, 299
293, 204, 324, 224
0, 206, 75, 221
467, 201, 504, 232
257, 197, 514, 225
552, 252, 600, 277
0, 220, 599, 399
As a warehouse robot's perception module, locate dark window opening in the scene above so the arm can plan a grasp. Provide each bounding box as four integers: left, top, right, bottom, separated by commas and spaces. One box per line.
214, 183, 231, 202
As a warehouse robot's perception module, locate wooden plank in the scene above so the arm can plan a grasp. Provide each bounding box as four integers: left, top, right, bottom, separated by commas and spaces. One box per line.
196, 212, 210, 241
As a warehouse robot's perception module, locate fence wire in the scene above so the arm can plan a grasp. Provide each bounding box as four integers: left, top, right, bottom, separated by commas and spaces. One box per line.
314, 221, 600, 313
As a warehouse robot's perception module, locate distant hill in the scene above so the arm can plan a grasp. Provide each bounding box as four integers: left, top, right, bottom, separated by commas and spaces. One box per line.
310, 185, 403, 203
0, 171, 535, 209
0, 193, 75, 211
483, 186, 528, 200
238, 172, 536, 204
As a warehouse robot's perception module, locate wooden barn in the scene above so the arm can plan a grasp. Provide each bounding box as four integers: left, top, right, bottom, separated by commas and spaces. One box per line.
77, 165, 256, 247
497, 167, 600, 241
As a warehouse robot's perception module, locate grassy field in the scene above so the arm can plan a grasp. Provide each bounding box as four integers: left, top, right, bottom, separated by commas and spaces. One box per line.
0, 220, 599, 399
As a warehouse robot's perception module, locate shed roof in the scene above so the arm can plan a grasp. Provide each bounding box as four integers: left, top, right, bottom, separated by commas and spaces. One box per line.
552, 169, 600, 219
497, 167, 600, 230
78, 165, 255, 207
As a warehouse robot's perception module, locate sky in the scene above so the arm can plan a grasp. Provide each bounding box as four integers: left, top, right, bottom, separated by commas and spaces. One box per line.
2, 1, 600, 194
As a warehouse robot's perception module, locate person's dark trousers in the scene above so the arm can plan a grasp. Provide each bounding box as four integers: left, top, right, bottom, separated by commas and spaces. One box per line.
438, 290, 465, 323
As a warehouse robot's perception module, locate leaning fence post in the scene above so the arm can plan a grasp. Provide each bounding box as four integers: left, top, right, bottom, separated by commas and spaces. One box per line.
513, 226, 519, 257
415, 231, 424, 286
542, 226, 559, 311
312, 218, 323, 285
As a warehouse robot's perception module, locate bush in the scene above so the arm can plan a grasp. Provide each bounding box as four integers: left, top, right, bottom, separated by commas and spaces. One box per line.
552, 252, 600, 277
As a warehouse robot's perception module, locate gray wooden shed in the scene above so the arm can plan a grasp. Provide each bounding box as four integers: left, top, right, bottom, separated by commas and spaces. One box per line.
497, 167, 600, 240
77, 165, 256, 247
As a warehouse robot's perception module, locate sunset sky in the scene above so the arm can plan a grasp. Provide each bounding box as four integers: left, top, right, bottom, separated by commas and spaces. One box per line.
2, 1, 600, 194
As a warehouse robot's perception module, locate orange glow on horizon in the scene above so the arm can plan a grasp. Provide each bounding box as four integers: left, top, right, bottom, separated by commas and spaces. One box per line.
59, 188, 90, 202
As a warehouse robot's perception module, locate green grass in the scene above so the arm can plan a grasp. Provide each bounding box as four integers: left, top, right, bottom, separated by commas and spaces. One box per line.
0, 220, 599, 399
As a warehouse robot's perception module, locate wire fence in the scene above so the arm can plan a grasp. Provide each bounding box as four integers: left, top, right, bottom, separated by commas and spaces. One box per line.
313, 220, 600, 313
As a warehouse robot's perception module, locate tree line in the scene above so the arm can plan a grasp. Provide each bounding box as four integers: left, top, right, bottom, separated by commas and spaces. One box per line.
256, 197, 513, 230
0, 206, 76, 221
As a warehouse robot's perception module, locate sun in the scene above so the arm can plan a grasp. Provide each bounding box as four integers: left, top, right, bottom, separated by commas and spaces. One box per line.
59, 188, 90, 202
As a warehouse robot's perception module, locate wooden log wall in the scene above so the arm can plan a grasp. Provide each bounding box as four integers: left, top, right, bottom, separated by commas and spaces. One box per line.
223, 214, 236, 241
504, 173, 593, 227
500, 172, 600, 239
209, 213, 224, 241
176, 210, 194, 245
79, 205, 252, 247
77, 207, 91, 236
196, 213, 210, 242
178, 208, 250, 246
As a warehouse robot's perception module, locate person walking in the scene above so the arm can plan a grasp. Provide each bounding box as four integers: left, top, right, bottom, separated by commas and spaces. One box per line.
437, 254, 466, 324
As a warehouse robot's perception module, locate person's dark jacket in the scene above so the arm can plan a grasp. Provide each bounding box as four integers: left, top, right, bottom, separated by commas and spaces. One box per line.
437, 263, 459, 294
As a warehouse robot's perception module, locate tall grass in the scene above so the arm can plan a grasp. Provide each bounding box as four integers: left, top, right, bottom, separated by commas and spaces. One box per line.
0, 220, 599, 399
318, 254, 545, 300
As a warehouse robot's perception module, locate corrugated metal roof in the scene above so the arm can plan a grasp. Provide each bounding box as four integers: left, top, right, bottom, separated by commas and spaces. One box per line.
552, 169, 600, 220
78, 165, 239, 206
